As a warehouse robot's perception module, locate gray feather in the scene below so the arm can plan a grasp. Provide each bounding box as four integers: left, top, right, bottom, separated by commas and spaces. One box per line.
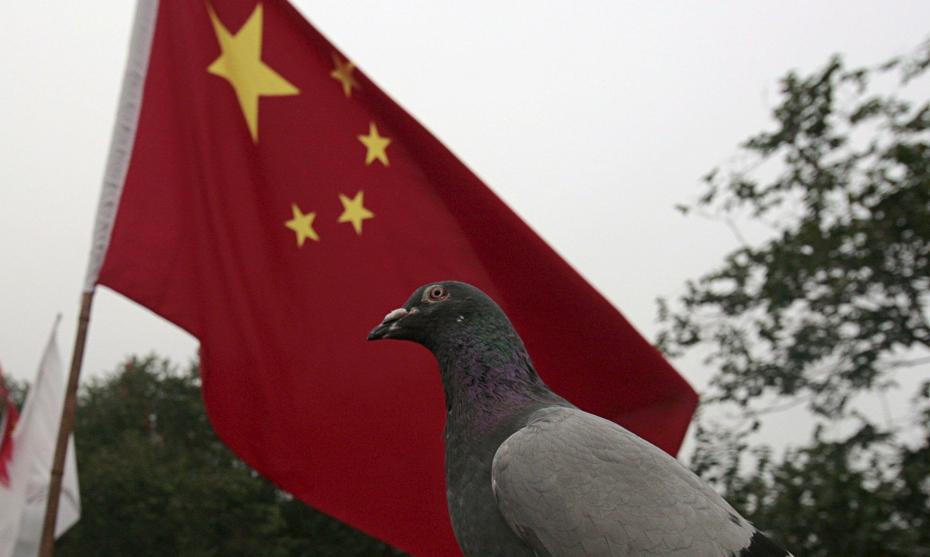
491, 407, 756, 556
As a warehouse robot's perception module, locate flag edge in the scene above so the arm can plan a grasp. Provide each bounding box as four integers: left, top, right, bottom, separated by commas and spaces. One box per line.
83, 0, 160, 293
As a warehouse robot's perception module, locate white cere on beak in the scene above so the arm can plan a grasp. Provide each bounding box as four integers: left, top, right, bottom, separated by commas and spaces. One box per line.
383, 308, 409, 323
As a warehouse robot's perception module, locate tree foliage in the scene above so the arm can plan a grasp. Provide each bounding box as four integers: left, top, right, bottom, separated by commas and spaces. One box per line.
55, 356, 405, 557
659, 39, 930, 555
688, 390, 930, 556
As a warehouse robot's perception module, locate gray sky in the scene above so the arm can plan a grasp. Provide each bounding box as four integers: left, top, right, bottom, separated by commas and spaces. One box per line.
1, 1, 928, 452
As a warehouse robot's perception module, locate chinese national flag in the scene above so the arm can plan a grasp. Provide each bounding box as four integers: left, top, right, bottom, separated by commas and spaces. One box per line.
88, 1, 698, 555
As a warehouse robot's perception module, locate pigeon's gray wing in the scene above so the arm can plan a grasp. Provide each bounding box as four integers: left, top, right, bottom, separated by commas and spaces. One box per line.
490, 407, 756, 557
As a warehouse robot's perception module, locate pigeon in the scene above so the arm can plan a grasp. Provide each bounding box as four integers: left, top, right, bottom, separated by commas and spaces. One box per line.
368, 281, 791, 557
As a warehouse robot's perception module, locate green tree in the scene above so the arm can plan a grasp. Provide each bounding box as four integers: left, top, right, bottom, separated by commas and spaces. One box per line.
56, 356, 405, 557
658, 39, 930, 555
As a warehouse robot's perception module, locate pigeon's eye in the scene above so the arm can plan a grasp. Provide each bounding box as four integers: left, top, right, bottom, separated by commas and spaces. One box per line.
426, 285, 449, 302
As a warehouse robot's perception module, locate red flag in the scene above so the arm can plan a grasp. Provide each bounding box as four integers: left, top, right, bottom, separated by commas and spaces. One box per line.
87, 1, 698, 554
0, 368, 17, 488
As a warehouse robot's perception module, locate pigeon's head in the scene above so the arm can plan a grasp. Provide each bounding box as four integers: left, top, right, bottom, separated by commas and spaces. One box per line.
367, 281, 509, 349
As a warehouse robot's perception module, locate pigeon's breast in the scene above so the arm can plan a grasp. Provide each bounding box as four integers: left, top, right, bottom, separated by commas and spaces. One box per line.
444, 411, 538, 557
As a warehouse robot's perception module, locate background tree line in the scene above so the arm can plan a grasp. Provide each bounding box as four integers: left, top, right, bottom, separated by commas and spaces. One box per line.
8, 358, 403, 556
658, 37, 930, 555
6, 37, 929, 556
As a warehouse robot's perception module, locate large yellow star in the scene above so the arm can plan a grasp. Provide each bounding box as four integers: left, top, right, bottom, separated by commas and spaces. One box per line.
207, 4, 299, 142
357, 122, 391, 166
284, 203, 319, 246
337, 191, 375, 235
329, 53, 359, 98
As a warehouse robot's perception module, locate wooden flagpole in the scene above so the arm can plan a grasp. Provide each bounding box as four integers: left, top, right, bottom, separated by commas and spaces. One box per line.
38, 290, 95, 557
35, 2, 161, 553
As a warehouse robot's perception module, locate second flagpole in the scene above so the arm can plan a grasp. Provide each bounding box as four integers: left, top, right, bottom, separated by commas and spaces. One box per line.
37, 290, 94, 557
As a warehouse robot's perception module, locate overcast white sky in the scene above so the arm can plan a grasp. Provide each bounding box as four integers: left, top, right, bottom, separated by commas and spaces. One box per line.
1, 1, 929, 453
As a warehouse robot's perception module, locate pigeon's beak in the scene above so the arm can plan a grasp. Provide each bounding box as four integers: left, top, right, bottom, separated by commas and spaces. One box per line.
367, 307, 411, 341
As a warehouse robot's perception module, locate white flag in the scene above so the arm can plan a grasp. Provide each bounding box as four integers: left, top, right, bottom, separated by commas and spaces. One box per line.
0, 320, 81, 557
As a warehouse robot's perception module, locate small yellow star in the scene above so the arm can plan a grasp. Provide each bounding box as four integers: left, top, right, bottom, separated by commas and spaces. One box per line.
357, 122, 391, 166
329, 53, 359, 98
206, 3, 299, 142
284, 203, 319, 246
337, 191, 375, 235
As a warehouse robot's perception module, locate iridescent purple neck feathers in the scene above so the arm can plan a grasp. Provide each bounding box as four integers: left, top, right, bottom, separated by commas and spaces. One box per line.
431, 314, 555, 433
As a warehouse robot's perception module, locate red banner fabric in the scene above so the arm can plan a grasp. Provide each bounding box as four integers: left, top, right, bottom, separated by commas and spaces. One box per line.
96, 2, 698, 554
